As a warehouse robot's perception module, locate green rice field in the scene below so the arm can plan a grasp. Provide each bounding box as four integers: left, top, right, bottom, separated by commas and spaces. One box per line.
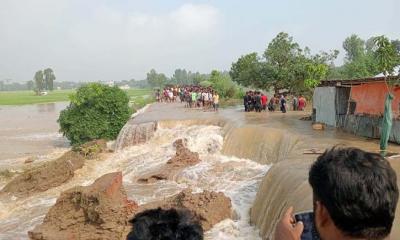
0, 89, 152, 105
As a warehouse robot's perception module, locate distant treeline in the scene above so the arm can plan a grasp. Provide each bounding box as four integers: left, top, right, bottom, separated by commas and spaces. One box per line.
0, 68, 216, 92
0, 79, 150, 91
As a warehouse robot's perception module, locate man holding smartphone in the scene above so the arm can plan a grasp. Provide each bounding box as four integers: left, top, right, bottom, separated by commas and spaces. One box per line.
275, 147, 399, 240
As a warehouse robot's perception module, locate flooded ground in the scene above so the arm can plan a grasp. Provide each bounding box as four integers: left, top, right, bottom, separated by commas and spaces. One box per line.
0, 102, 399, 239
0, 103, 69, 168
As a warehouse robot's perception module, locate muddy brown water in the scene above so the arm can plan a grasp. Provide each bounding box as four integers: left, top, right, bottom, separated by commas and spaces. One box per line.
0, 102, 399, 239
0, 102, 69, 166
133, 103, 400, 239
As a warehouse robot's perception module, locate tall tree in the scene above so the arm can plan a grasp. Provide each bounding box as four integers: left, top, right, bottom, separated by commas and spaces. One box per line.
374, 36, 399, 79
343, 34, 365, 62
172, 69, 189, 85
263, 32, 304, 92
192, 72, 207, 85
43, 68, 56, 91
146, 69, 167, 89
230, 52, 264, 88
342, 35, 380, 79
34, 70, 44, 94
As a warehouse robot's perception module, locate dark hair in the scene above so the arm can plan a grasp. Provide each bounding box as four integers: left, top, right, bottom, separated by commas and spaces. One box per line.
309, 147, 398, 239
126, 208, 203, 240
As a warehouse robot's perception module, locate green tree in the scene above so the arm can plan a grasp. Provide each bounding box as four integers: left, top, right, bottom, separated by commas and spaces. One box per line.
146, 69, 167, 89
44, 68, 56, 91
192, 72, 207, 85
374, 36, 399, 81
343, 34, 365, 62
34, 70, 44, 94
209, 70, 237, 98
263, 32, 304, 92
58, 83, 131, 146
391, 40, 400, 54
230, 32, 338, 94
230, 52, 265, 88
171, 69, 188, 85
304, 63, 329, 89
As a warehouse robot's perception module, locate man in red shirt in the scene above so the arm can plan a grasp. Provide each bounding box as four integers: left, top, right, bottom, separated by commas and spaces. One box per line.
298, 95, 307, 111
261, 93, 268, 111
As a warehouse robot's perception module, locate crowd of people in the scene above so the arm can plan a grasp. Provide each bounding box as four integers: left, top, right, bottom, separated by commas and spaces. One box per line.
243, 91, 307, 113
155, 86, 220, 111
156, 87, 308, 114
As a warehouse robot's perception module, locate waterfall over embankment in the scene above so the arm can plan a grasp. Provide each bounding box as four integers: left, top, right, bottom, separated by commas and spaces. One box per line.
222, 126, 300, 165
114, 120, 157, 151
220, 124, 400, 239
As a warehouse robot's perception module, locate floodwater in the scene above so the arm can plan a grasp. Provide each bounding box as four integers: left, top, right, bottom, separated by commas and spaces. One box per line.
0, 102, 399, 239
0, 102, 69, 168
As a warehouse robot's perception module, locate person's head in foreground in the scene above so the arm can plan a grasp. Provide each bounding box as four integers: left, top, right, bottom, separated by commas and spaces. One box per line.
275, 147, 399, 240
126, 208, 203, 240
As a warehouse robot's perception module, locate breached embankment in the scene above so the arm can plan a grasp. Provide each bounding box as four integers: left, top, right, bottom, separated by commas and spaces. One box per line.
221, 123, 400, 239
1, 102, 400, 239
27, 125, 235, 239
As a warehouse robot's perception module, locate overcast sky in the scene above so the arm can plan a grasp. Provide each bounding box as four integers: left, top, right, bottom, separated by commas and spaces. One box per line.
0, 0, 399, 82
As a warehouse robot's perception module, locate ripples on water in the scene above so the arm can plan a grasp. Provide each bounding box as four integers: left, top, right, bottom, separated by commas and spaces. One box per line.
0, 125, 270, 240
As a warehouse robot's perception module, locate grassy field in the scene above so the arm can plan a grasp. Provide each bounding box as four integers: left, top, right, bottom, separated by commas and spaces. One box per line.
0, 89, 153, 105
0, 90, 74, 105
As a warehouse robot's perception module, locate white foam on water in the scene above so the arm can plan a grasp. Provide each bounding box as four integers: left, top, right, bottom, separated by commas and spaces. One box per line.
0, 124, 269, 239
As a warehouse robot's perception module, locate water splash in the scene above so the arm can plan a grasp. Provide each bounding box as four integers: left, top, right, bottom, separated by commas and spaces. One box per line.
0, 124, 269, 239
114, 121, 157, 151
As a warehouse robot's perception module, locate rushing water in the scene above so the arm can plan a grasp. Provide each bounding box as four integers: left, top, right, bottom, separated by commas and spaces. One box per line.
0, 124, 269, 240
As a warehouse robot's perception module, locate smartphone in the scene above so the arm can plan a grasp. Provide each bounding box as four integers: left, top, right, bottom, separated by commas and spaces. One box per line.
294, 211, 321, 240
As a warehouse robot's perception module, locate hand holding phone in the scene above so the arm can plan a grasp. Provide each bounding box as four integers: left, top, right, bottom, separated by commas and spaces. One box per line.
294, 211, 321, 240
274, 207, 304, 240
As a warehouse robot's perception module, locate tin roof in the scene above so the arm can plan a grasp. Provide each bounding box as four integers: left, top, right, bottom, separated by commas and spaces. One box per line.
319, 76, 399, 87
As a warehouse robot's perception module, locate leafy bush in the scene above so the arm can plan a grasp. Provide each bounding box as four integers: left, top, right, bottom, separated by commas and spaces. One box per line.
209, 70, 238, 98
58, 83, 131, 146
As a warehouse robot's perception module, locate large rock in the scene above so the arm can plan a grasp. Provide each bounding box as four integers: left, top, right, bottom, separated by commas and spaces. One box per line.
138, 189, 233, 231
0, 140, 107, 197
114, 121, 157, 151
137, 139, 200, 183
28, 172, 138, 240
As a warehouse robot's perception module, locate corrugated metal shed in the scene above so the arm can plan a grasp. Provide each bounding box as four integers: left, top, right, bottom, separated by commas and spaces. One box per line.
313, 87, 337, 127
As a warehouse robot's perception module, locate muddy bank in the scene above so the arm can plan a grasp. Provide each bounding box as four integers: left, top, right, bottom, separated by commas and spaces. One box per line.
0, 140, 107, 197
138, 189, 233, 231
136, 139, 200, 183
28, 172, 138, 240
29, 172, 233, 239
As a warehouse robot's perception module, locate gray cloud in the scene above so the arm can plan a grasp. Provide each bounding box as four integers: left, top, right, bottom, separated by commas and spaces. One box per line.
0, 1, 222, 82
